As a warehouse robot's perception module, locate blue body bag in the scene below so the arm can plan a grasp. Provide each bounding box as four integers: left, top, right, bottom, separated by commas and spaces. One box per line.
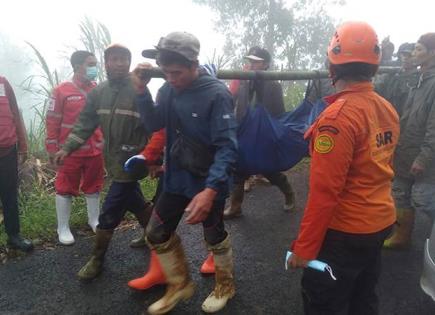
236, 98, 326, 175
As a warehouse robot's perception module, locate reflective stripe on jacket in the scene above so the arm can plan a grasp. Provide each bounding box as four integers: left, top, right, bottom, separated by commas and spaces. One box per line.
63, 77, 149, 182
292, 82, 399, 260
46, 78, 103, 157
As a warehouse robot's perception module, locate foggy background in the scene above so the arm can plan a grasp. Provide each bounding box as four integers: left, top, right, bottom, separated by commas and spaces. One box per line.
0, 0, 432, 125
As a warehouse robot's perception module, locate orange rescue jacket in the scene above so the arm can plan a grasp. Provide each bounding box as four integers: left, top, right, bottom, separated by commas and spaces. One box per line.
292, 82, 399, 260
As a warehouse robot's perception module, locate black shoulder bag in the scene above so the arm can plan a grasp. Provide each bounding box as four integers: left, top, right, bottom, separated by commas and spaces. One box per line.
169, 107, 214, 178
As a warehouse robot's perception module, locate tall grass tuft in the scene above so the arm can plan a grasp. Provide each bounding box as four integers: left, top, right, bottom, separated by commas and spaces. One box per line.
0, 18, 160, 250
20, 42, 61, 157
79, 16, 111, 82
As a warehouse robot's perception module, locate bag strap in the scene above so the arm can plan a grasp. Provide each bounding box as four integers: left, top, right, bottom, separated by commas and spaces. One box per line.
305, 79, 314, 100
305, 71, 323, 100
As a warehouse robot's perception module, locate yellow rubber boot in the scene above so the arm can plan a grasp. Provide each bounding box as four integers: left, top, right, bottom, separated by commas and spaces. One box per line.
147, 234, 195, 315
202, 235, 235, 313
384, 208, 415, 250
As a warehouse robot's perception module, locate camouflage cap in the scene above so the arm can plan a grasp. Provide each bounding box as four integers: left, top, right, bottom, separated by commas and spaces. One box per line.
397, 42, 415, 56
142, 32, 200, 61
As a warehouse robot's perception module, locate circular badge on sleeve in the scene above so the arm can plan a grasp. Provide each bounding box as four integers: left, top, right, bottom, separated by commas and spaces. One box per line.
314, 134, 334, 154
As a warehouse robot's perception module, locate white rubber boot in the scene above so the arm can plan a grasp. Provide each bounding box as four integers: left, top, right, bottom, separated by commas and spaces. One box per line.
85, 193, 100, 233
55, 194, 75, 245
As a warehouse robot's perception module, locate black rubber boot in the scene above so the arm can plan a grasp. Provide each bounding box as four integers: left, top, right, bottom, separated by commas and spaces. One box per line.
7, 234, 34, 252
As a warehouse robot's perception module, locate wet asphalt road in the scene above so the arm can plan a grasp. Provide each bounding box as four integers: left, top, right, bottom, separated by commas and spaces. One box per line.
1, 166, 435, 315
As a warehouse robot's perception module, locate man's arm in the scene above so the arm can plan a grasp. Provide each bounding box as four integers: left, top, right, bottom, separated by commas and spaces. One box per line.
141, 128, 166, 164
205, 92, 238, 192
45, 88, 63, 158
292, 115, 354, 261
131, 63, 166, 133
413, 99, 435, 172
4, 79, 27, 156
135, 88, 166, 133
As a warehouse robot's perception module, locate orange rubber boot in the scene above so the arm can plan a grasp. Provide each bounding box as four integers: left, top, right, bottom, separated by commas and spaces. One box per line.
200, 253, 215, 274
128, 250, 167, 290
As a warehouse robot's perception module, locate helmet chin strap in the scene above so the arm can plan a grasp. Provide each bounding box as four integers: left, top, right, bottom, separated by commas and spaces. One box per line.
328, 66, 341, 86
331, 75, 340, 86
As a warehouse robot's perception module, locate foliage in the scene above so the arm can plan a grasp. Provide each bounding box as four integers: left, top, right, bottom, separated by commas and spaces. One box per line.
0, 177, 157, 247
78, 16, 112, 82
283, 81, 306, 111
193, 0, 344, 70
0, 17, 123, 249
205, 48, 234, 70
19, 17, 112, 157
20, 42, 61, 157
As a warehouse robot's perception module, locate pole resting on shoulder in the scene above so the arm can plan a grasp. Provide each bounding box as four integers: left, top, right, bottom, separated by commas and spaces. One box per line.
140, 67, 400, 81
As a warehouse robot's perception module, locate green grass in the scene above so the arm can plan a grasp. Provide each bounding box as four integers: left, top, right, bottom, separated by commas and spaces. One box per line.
0, 177, 157, 247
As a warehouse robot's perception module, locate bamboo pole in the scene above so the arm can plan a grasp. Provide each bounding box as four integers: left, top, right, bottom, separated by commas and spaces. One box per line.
141, 67, 400, 81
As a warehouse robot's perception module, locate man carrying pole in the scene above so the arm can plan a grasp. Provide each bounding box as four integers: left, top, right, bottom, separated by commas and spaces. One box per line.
133, 31, 237, 314
287, 21, 399, 314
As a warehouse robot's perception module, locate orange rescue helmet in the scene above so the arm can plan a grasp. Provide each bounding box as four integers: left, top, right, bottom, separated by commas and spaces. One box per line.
328, 21, 381, 65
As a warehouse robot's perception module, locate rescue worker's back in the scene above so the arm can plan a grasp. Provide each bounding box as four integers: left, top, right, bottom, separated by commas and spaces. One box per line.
298, 81, 399, 258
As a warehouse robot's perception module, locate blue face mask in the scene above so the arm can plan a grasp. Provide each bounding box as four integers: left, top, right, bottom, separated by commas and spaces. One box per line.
85, 66, 98, 81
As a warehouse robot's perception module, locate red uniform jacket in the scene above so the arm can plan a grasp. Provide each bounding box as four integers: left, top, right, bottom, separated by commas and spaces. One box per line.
0, 76, 27, 156
46, 78, 103, 157
141, 129, 165, 164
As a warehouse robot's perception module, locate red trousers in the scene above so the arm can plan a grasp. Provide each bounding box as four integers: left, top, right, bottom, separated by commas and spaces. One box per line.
55, 155, 104, 196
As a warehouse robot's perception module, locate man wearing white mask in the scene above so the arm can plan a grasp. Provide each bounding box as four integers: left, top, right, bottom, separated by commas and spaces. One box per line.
46, 50, 104, 245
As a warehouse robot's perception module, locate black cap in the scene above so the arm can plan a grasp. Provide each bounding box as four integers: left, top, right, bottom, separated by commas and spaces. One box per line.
244, 46, 271, 64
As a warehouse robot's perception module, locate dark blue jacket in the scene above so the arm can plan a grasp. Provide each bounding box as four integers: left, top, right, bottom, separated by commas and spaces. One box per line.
136, 73, 237, 200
